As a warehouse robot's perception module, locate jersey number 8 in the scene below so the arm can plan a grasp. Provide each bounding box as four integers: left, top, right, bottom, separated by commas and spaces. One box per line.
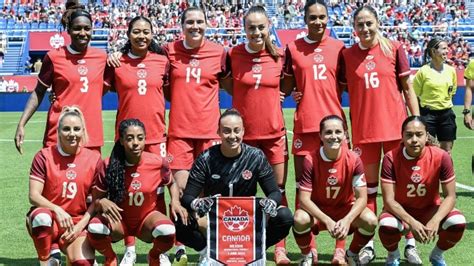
138, 79, 147, 95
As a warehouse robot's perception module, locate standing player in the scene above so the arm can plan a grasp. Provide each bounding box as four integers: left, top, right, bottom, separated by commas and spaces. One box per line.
280, 0, 347, 263
413, 37, 458, 154
221, 6, 290, 264
15, 0, 106, 154
87, 119, 176, 266
293, 115, 377, 266
339, 5, 420, 263
27, 106, 100, 265
463, 59, 473, 130
103, 16, 171, 265
379, 116, 466, 265
178, 109, 293, 265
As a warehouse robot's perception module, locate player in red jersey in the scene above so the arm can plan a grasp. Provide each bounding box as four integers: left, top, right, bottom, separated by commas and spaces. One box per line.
27, 106, 101, 265
220, 6, 291, 263
15, 0, 106, 154
280, 1, 348, 262
339, 6, 420, 262
103, 16, 170, 265
87, 119, 176, 266
293, 115, 377, 266
379, 116, 465, 265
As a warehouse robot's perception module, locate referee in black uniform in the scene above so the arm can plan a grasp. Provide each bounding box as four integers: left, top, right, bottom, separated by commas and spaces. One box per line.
176, 108, 293, 262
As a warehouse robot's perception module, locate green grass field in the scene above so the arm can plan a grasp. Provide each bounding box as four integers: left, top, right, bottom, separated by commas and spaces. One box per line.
0, 107, 472, 265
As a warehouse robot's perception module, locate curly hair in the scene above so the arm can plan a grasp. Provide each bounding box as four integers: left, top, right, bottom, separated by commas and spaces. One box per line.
105, 119, 146, 203
61, 0, 92, 30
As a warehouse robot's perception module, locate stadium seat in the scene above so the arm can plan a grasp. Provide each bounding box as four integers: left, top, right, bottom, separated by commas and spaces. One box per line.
39, 23, 47, 29
30, 22, 39, 29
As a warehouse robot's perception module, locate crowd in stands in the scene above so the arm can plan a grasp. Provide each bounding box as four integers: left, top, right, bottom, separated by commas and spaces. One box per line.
0, 0, 472, 65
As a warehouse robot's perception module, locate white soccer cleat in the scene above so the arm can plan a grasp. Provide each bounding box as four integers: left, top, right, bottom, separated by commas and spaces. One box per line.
119, 249, 136, 266
404, 245, 422, 265
159, 253, 172, 266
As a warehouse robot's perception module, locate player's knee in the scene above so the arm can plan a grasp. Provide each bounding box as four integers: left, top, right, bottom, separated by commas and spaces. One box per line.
275, 206, 293, 226
152, 220, 176, 238
442, 210, 466, 231
87, 217, 110, 236
363, 211, 378, 232
379, 213, 403, 233
30, 209, 53, 228
293, 209, 312, 227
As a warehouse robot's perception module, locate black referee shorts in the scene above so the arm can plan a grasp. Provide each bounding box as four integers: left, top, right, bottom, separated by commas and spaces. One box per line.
420, 107, 457, 142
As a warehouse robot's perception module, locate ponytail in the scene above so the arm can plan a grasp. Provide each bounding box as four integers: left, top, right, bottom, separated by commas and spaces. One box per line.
244, 5, 280, 62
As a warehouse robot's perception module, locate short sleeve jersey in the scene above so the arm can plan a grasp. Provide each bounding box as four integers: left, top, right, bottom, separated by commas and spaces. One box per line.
182, 143, 281, 208
38, 46, 106, 148
464, 59, 474, 80
29, 146, 101, 219
94, 152, 171, 225
104, 53, 169, 144
299, 146, 366, 212
284, 36, 346, 133
164, 40, 226, 138
340, 41, 410, 144
381, 145, 455, 210
228, 44, 285, 139
413, 63, 457, 110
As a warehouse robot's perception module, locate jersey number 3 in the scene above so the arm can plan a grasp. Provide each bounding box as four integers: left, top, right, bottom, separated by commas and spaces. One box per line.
80, 77, 89, 93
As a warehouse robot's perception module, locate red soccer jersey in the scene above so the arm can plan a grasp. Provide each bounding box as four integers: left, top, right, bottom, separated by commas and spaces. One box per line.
340, 41, 411, 144
228, 44, 285, 139
164, 40, 226, 138
299, 146, 366, 213
94, 152, 171, 226
29, 146, 101, 219
284, 36, 346, 133
104, 52, 169, 144
381, 145, 455, 210
39, 46, 106, 148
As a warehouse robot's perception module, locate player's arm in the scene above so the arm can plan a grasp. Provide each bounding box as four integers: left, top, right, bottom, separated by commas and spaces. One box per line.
338, 176, 367, 231
425, 153, 457, 240
401, 75, 420, 116
257, 153, 282, 204
180, 156, 207, 211
463, 78, 473, 129
219, 51, 233, 95
280, 47, 296, 96
14, 82, 48, 154
61, 196, 96, 243
299, 189, 336, 237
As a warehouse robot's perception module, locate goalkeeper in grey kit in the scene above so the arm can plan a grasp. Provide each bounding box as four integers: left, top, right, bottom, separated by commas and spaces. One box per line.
177, 108, 293, 262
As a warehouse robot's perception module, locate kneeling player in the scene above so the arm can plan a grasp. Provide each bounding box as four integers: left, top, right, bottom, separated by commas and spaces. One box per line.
27, 107, 99, 265
379, 116, 466, 266
293, 115, 377, 265
87, 119, 176, 266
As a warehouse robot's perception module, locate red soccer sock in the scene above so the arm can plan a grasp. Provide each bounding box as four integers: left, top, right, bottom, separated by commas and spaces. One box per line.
293, 228, 313, 255
70, 259, 95, 266
31, 225, 53, 261
367, 182, 378, 213
335, 238, 346, 249
378, 225, 402, 252
149, 234, 175, 260
437, 211, 466, 251
349, 229, 374, 253
123, 235, 135, 247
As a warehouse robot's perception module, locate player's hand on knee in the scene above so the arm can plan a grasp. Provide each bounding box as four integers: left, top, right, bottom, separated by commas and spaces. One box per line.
191, 197, 214, 217
334, 218, 350, 239
171, 199, 189, 225
98, 198, 123, 223
410, 220, 430, 244
53, 206, 74, 231
259, 198, 278, 217
61, 224, 82, 244
425, 219, 440, 243
107, 51, 123, 68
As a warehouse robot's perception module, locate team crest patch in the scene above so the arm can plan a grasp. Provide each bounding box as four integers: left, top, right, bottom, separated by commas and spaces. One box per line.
313, 54, 324, 63
190, 59, 200, 67
411, 173, 422, 183
131, 172, 140, 178
137, 69, 147, 79
166, 154, 173, 163
222, 205, 250, 232
252, 64, 262, 73
365, 61, 376, 71
66, 170, 77, 180
294, 138, 303, 149
131, 180, 141, 190
77, 65, 88, 76
242, 170, 252, 180
327, 175, 338, 186
50, 33, 64, 49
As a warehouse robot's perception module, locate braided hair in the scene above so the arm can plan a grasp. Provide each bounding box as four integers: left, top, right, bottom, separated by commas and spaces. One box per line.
105, 119, 146, 204
120, 16, 163, 55
61, 0, 92, 31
